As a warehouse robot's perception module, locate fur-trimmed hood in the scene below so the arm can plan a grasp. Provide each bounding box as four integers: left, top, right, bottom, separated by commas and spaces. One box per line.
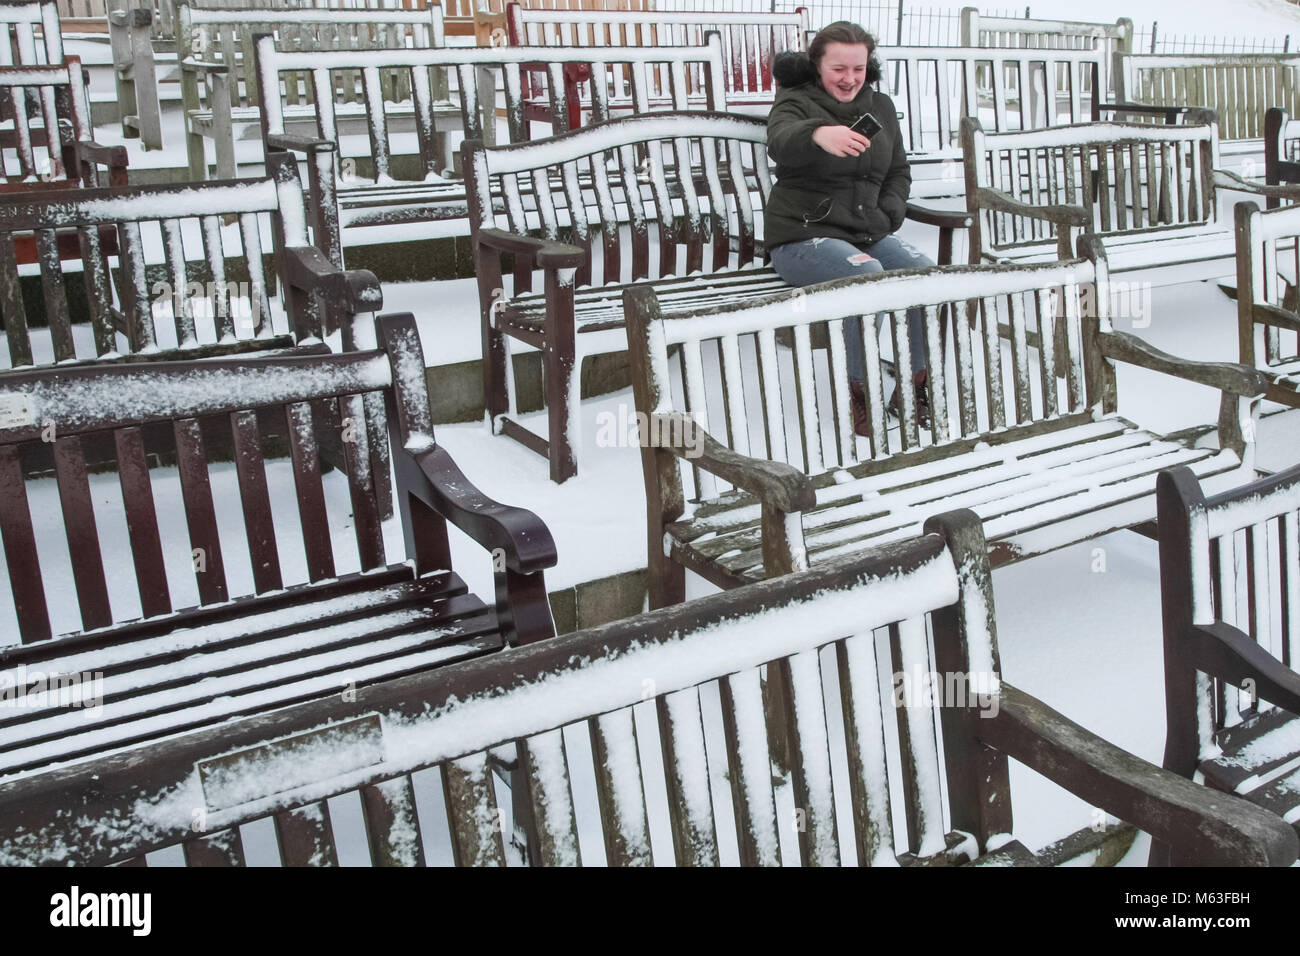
772, 49, 882, 89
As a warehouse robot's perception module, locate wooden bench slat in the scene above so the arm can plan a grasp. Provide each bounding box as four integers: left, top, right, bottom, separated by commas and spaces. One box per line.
0, 233, 31, 368
517, 730, 581, 866
655, 687, 719, 866
174, 417, 228, 606
0, 444, 50, 642
114, 426, 172, 620
716, 668, 782, 866
51, 435, 113, 631
274, 801, 339, 867
286, 401, 336, 583
836, 634, 895, 867
362, 776, 426, 866
443, 752, 506, 867
589, 708, 652, 866
230, 409, 283, 595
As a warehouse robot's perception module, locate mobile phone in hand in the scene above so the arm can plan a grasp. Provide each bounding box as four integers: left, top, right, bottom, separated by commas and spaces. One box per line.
849, 112, 883, 139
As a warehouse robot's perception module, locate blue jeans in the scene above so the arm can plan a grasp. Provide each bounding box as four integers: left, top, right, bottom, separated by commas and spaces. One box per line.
769, 235, 934, 385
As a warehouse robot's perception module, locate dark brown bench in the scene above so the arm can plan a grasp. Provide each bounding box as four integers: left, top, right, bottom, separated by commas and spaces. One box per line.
1151, 462, 1300, 864
0, 150, 370, 371
1233, 198, 1300, 408
1265, 106, 1300, 208
623, 250, 1267, 603
0, 312, 556, 804
0, 509, 1291, 866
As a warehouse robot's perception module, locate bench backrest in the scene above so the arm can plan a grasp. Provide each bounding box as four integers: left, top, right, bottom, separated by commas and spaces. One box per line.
0, 0, 62, 65
1114, 53, 1300, 141
960, 8, 1132, 54
0, 60, 94, 187
464, 112, 769, 289
0, 510, 1019, 867
1234, 199, 1300, 371
962, 117, 1221, 258
626, 258, 1103, 503
147, 0, 432, 44
255, 34, 727, 172
0, 151, 316, 369
505, 3, 807, 103
180, 5, 445, 115
0, 313, 438, 643
880, 45, 1104, 160
1156, 463, 1300, 768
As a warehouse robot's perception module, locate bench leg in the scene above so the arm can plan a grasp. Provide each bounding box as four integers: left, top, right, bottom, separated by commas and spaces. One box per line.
647, 550, 685, 610
544, 271, 578, 484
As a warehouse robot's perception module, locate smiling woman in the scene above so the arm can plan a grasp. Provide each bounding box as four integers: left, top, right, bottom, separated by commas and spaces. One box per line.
765, 22, 935, 437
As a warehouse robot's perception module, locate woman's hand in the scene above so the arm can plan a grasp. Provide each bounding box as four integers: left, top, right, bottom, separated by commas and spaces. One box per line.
812, 125, 871, 157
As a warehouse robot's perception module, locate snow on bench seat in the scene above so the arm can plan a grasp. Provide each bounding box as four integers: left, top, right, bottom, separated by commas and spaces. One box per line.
625, 254, 1269, 603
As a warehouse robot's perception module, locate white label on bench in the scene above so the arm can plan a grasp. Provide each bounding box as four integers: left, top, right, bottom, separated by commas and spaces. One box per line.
0, 393, 37, 430
197, 713, 386, 812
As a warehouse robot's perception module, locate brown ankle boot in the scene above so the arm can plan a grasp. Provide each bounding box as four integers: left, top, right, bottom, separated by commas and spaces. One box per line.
849, 381, 871, 437
888, 370, 931, 429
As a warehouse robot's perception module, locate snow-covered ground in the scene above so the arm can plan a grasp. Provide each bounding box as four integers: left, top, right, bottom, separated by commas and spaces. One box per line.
7, 0, 1300, 865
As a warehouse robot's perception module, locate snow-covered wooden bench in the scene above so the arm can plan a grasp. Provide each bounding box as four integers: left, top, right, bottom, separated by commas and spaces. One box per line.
0, 151, 377, 370
875, 44, 1107, 265
505, 3, 807, 120
255, 37, 727, 270
1, 509, 1293, 866
1265, 107, 1300, 208
623, 252, 1267, 601
960, 114, 1300, 286
1150, 463, 1300, 863
173, 6, 447, 181
465, 110, 777, 483
0, 58, 127, 191
0, 312, 557, 826
959, 7, 1132, 96
1106, 53, 1300, 159
1233, 199, 1300, 408
1, 0, 63, 66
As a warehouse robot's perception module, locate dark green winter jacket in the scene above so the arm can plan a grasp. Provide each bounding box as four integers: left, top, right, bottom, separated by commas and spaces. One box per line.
765, 76, 911, 251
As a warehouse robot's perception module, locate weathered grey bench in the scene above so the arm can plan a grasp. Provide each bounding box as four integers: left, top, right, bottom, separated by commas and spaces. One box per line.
0, 151, 374, 370
1233, 199, 1300, 408
1151, 462, 1300, 863
505, 2, 807, 117
624, 252, 1266, 601
111, 3, 446, 172
256, 36, 727, 269
0, 508, 1291, 866
960, 7, 1133, 96
0, 312, 557, 836
465, 110, 777, 483
1107, 52, 1300, 157
961, 114, 1300, 285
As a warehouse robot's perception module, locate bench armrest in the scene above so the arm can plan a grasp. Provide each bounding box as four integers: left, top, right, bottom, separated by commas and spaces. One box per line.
181, 59, 230, 74
650, 411, 815, 513
1252, 302, 1300, 333
73, 140, 129, 187
406, 444, 557, 576
267, 133, 336, 155
280, 245, 383, 315
1189, 621, 1300, 716
475, 226, 584, 268
972, 185, 1089, 226
1098, 330, 1269, 397
1214, 168, 1300, 200
980, 683, 1297, 865
1095, 100, 1188, 123
905, 200, 971, 230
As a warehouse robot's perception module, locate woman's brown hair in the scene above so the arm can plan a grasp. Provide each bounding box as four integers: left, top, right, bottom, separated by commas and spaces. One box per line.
807, 21, 876, 68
